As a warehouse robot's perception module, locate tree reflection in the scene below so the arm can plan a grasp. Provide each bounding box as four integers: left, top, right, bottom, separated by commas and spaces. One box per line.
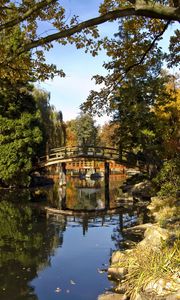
0, 195, 66, 300
111, 207, 150, 250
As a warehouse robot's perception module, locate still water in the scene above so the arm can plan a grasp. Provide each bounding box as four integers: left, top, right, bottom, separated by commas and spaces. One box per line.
0, 176, 148, 300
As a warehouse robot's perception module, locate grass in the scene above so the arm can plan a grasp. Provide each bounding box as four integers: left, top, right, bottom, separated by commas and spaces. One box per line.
112, 238, 180, 299
148, 196, 180, 228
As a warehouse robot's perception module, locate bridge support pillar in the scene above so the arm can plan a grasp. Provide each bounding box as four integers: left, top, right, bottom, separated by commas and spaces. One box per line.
46, 142, 49, 160
119, 214, 123, 232
59, 162, 66, 186
104, 162, 110, 208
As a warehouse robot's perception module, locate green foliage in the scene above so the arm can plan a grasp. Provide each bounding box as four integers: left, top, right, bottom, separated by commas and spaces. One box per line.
0, 84, 66, 187
107, 73, 168, 166
0, 113, 42, 186
148, 197, 180, 228
75, 113, 99, 146
81, 15, 167, 115
33, 88, 66, 154
81, 16, 175, 171
66, 113, 99, 146
0, 85, 42, 186
154, 157, 180, 197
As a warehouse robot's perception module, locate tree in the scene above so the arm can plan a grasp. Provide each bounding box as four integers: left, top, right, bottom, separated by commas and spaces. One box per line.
75, 113, 99, 146
65, 119, 79, 147
0, 1, 179, 83
65, 113, 99, 147
153, 73, 180, 158
81, 18, 164, 158
33, 88, 66, 153
80, 12, 177, 115
48, 108, 66, 148
98, 122, 118, 148
80, 9, 179, 171
0, 84, 42, 186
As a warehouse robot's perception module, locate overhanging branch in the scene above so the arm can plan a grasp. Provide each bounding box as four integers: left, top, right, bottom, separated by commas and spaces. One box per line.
83, 20, 171, 109
16, 4, 179, 54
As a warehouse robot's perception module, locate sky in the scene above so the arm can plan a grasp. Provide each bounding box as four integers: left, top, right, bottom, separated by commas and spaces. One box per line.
36, 0, 178, 125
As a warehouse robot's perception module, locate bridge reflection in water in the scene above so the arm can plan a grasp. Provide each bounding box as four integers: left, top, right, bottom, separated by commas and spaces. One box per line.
44, 175, 149, 237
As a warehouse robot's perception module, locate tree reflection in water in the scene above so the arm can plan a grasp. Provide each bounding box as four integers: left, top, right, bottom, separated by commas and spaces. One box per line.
0, 176, 150, 300
0, 190, 66, 300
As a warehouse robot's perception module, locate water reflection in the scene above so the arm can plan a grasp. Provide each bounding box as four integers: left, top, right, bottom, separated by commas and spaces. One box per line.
0, 176, 150, 300
46, 175, 127, 211
0, 194, 66, 300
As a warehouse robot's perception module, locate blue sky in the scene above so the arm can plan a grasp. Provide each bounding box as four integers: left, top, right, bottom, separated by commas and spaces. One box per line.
37, 1, 178, 125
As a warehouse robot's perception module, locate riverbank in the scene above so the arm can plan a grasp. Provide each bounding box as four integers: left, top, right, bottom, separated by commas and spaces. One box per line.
98, 174, 180, 300
106, 224, 179, 299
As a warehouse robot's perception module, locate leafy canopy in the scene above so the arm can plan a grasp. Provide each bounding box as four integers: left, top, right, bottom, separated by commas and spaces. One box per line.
0, 0, 179, 83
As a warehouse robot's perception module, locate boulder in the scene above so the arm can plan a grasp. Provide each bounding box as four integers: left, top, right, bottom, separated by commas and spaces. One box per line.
131, 180, 156, 199
142, 274, 180, 299
108, 251, 128, 280
108, 266, 128, 280
111, 251, 125, 265
98, 292, 127, 300
139, 225, 169, 249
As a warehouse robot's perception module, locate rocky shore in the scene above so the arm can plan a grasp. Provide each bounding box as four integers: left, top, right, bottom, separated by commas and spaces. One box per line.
98, 174, 180, 300
98, 224, 179, 300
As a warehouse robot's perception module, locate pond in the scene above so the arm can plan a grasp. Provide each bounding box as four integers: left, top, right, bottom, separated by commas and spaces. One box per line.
0, 175, 149, 300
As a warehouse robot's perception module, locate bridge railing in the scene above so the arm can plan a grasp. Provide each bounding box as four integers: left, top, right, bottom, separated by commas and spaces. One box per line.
49, 146, 120, 160
39, 145, 121, 165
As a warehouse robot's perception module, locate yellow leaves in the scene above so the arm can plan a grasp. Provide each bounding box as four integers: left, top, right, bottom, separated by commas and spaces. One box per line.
154, 80, 180, 121
99, 0, 131, 15
146, 18, 167, 34
123, 17, 144, 33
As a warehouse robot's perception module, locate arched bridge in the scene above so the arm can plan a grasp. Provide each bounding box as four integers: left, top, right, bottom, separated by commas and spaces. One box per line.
38, 145, 123, 167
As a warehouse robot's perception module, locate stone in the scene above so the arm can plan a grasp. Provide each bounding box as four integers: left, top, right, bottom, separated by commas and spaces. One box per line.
111, 251, 125, 264
97, 292, 126, 300
124, 223, 152, 234
139, 225, 169, 249
131, 180, 155, 199
134, 294, 143, 300
117, 267, 128, 277
108, 266, 127, 280
166, 291, 180, 299
145, 279, 165, 294
144, 277, 180, 299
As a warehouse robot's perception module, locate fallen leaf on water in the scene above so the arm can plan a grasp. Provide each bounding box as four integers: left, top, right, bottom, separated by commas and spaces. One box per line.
70, 280, 76, 285
97, 268, 107, 274
55, 287, 62, 293
97, 268, 104, 274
